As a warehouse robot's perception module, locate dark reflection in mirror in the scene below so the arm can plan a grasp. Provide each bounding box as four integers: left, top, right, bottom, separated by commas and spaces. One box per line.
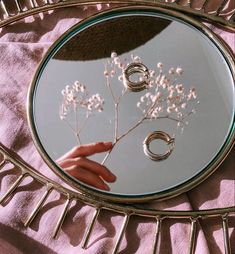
54, 16, 171, 61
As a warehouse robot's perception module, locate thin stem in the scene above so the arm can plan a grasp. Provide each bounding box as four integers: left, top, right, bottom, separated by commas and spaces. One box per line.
114, 103, 119, 142
102, 73, 126, 164
75, 105, 78, 135
106, 78, 116, 104
101, 145, 114, 165
76, 133, 81, 146
101, 116, 146, 165
117, 116, 147, 142
74, 106, 82, 146
63, 119, 76, 133
157, 115, 184, 124
114, 89, 127, 142
63, 115, 81, 146
78, 117, 89, 133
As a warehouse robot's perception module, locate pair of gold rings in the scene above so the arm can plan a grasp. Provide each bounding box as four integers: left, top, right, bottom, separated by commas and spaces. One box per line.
143, 131, 175, 161
123, 62, 150, 92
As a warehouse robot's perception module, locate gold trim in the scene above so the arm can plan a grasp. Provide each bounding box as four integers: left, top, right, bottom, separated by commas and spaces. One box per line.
0, 0, 234, 31
27, 5, 235, 203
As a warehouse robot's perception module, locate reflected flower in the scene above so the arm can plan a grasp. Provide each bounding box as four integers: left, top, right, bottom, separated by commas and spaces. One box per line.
59, 81, 105, 145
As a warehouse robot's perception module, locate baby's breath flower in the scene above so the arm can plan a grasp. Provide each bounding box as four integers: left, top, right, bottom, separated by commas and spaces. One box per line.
114, 57, 120, 65
104, 70, 109, 77
169, 67, 175, 74
135, 63, 199, 132
176, 67, 183, 75
149, 70, 156, 77
176, 84, 184, 93
133, 56, 141, 63
59, 80, 105, 135
157, 62, 163, 68
87, 93, 105, 113
111, 52, 117, 58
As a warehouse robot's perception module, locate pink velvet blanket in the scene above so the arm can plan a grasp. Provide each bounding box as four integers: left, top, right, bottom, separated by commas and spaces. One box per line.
0, 2, 234, 254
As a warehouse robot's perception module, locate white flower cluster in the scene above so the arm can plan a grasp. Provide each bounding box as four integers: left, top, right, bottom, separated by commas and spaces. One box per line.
59, 81, 104, 120
137, 63, 199, 130
87, 94, 105, 113
104, 52, 199, 132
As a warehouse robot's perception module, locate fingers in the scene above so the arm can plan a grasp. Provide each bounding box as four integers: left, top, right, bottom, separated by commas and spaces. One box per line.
66, 166, 111, 191
58, 157, 116, 183
56, 142, 116, 191
57, 142, 112, 161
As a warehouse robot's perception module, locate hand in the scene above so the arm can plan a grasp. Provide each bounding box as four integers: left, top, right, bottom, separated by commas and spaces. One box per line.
56, 142, 116, 191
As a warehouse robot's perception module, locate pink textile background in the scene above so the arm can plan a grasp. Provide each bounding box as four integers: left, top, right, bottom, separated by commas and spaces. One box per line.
0, 2, 234, 254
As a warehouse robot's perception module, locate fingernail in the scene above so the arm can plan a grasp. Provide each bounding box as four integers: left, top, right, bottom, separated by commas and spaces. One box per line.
103, 183, 110, 191
103, 142, 112, 147
109, 172, 116, 182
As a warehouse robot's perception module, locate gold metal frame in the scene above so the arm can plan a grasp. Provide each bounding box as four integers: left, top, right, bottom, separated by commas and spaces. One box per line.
27, 4, 235, 203
0, 142, 234, 254
0, 0, 234, 31
0, 0, 234, 253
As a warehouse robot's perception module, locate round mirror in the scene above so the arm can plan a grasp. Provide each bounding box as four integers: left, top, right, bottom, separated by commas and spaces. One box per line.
28, 6, 234, 203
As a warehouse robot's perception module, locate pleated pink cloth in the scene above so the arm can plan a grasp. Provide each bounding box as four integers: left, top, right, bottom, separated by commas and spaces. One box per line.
0, 2, 234, 254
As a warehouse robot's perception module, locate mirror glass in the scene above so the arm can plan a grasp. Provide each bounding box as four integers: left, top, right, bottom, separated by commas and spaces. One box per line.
30, 10, 234, 199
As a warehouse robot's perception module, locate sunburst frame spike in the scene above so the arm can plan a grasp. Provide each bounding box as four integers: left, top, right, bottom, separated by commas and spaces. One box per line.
0, 157, 6, 169
201, 0, 210, 11
24, 184, 53, 227
215, 0, 230, 16
188, 217, 197, 254
152, 217, 162, 254
0, 173, 27, 205
112, 213, 131, 254
82, 207, 101, 249
222, 214, 231, 254
29, 0, 37, 8
14, 0, 23, 13
53, 197, 72, 239
0, 0, 9, 17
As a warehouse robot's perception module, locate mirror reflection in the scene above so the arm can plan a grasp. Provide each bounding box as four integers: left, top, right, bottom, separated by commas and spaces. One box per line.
32, 13, 234, 197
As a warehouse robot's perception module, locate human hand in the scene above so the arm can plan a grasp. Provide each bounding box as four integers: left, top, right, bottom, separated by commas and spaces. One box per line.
57, 142, 116, 191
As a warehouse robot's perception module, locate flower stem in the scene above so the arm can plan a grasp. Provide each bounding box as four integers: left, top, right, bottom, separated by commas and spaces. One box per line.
101, 144, 114, 165
114, 103, 119, 142
101, 116, 146, 165
76, 132, 82, 146
75, 106, 78, 135
106, 78, 116, 104
64, 118, 76, 133
117, 116, 146, 141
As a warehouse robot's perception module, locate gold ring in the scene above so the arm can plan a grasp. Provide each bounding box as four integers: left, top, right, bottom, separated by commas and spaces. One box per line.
123, 62, 149, 92
143, 131, 175, 161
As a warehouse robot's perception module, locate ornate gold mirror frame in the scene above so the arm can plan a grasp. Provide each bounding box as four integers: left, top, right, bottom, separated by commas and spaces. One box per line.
0, 1, 234, 254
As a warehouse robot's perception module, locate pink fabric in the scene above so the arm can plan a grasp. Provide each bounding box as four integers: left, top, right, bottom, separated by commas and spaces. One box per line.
0, 3, 234, 254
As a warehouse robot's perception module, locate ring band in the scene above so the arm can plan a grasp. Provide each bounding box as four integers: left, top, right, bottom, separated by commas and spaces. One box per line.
123, 62, 149, 92
143, 131, 175, 161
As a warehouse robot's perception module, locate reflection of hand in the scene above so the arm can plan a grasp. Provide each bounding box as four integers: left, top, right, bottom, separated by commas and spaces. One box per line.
57, 142, 116, 191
